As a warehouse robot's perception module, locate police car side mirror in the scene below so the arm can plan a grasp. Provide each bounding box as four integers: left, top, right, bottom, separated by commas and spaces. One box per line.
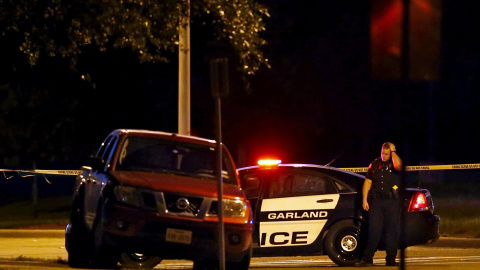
243, 176, 260, 190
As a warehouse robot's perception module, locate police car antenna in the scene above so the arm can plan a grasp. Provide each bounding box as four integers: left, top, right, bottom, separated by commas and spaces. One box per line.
325, 151, 344, 167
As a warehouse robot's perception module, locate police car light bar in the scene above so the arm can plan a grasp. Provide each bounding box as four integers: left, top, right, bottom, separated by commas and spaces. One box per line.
258, 159, 282, 166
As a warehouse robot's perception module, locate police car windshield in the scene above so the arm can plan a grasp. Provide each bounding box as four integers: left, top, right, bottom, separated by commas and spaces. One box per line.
115, 136, 237, 185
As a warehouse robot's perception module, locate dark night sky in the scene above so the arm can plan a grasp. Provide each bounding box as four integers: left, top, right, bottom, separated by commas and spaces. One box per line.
265, 0, 478, 167
1, 0, 480, 173
219, 0, 480, 168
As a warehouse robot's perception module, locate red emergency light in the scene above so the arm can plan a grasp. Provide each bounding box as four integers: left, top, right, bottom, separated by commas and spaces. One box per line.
258, 159, 282, 167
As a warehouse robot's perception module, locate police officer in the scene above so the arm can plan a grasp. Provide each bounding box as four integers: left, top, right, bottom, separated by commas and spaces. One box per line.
355, 142, 403, 267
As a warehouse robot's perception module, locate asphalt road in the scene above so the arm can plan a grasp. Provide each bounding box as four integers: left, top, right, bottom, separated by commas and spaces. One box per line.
1, 230, 480, 269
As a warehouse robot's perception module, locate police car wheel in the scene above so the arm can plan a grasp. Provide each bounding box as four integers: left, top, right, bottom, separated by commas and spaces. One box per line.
324, 220, 363, 266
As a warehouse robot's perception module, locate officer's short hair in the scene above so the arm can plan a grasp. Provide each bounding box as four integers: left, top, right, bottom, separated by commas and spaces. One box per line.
382, 142, 392, 150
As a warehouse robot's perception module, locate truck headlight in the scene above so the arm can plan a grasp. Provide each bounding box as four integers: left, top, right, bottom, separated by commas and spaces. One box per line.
114, 186, 142, 207
207, 199, 246, 217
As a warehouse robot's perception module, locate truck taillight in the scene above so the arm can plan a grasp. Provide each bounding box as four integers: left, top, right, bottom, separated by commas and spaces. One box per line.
408, 191, 429, 212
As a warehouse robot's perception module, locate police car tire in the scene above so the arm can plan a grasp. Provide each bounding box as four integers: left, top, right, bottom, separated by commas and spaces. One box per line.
324, 220, 363, 266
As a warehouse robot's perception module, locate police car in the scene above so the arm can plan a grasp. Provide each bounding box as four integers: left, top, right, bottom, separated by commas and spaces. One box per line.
238, 160, 440, 266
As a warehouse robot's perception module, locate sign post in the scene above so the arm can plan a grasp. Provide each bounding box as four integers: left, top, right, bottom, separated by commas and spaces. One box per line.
210, 57, 229, 270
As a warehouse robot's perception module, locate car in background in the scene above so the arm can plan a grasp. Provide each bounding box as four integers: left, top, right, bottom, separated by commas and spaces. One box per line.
238, 160, 440, 266
65, 129, 253, 269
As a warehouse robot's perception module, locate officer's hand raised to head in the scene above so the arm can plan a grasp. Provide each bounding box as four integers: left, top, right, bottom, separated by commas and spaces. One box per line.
389, 143, 396, 152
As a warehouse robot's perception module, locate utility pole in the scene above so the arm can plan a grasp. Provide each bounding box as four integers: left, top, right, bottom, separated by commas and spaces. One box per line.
178, 0, 191, 135
400, 1, 410, 269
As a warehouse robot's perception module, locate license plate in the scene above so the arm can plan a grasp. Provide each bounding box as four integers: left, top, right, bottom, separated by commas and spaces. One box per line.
166, 228, 192, 244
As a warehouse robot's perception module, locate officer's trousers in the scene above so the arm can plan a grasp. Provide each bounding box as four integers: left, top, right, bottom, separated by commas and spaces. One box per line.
362, 196, 400, 263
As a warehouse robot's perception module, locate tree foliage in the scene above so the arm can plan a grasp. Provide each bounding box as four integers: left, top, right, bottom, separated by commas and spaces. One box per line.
0, 0, 269, 168
1, 0, 270, 74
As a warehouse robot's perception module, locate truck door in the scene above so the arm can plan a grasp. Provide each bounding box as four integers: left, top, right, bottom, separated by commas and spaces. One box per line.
84, 135, 118, 228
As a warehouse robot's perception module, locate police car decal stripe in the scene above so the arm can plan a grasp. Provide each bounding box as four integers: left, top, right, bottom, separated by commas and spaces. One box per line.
259, 194, 339, 247
260, 209, 333, 222
260, 220, 328, 247
260, 194, 339, 211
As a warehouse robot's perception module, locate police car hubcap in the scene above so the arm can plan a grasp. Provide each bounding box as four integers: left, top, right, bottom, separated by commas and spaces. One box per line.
340, 235, 357, 252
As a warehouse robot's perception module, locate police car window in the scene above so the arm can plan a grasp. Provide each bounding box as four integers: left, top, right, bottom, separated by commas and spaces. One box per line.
241, 173, 261, 199
290, 174, 326, 195
322, 170, 362, 192
301, 167, 363, 192
269, 173, 291, 198
268, 172, 331, 198
333, 180, 349, 192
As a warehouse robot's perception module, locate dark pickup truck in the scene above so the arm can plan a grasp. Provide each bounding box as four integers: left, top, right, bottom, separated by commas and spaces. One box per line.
65, 129, 253, 269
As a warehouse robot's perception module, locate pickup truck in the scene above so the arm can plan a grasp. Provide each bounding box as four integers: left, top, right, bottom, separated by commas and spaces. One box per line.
65, 129, 253, 269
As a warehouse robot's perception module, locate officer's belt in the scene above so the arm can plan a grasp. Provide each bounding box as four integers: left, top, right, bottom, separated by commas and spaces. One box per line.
369, 190, 396, 199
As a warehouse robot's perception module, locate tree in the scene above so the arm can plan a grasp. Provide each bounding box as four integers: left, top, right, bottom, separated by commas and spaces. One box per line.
1, 0, 269, 75
0, 0, 269, 168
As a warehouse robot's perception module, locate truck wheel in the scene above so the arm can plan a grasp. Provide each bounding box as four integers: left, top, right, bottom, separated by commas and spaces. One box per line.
226, 244, 252, 270
324, 220, 364, 266
66, 197, 92, 268
119, 252, 162, 269
193, 259, 218, 270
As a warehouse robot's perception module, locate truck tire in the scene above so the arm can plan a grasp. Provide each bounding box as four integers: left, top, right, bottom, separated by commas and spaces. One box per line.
66, 196, 93, 268
226, 244, 252, 270
119, 252, 163, 269
90, 200, 119, 269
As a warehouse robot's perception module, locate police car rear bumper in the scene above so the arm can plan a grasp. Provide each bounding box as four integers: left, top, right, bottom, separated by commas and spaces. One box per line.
404, 212, 440, 246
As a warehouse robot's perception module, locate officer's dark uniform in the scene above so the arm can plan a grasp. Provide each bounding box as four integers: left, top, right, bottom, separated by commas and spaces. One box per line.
361, 157, 401, 265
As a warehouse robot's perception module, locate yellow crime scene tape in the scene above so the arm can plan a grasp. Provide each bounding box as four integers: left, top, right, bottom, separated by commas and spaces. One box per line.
1, 163, 480, 177
0, 169, 82, 176
340, 163, 480, 173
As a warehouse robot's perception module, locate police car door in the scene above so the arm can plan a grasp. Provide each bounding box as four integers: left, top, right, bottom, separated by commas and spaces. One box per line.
259, 169, 339, 249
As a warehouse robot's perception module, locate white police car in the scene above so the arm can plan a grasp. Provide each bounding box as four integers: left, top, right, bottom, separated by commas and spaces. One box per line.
238, 160, 440, 266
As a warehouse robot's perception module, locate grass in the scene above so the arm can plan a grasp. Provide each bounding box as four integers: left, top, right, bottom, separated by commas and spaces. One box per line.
0, 196, 71, 229
432, 199, 480, 238
439, 217, 480, 238
419, 174, 480, 238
